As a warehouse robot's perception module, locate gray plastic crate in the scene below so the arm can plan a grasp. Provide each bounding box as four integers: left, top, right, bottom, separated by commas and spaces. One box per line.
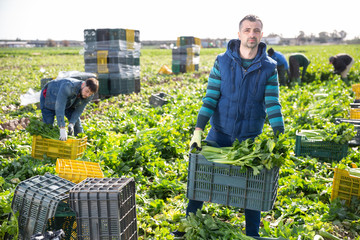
11, 173, 76, 240
69, 178, 137, 240
187, 153, 279, 211
149, 92, 172, 107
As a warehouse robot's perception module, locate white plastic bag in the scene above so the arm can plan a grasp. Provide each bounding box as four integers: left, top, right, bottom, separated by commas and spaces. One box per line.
20, 88, 41, 106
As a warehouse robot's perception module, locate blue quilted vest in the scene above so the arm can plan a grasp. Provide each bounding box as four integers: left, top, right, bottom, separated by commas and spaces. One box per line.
210, 39, 277, 141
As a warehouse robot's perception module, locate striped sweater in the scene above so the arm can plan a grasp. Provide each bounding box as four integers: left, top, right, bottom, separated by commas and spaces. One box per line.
196, 59, 285, 136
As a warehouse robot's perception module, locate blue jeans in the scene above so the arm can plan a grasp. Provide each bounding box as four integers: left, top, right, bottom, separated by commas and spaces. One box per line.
40, 91, 83, 135
186, 127, 261, 237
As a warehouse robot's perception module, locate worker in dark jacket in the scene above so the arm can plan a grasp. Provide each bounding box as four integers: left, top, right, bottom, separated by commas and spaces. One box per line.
267, 48, 289, 86
172, 14, 284, 238
40, 78, 99, 141
289, 53, 310, 85
329, 54, 354, 86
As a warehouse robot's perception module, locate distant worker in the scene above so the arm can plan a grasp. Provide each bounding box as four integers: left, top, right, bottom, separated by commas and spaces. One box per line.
267, 48, 289, 86
40, 78, 99, 141
289, 53, 310, 85
329, 53, 354, 86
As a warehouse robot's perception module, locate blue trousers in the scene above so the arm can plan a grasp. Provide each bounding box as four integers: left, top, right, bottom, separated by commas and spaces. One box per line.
40, 92, 83, 135
186, 127, 261, 237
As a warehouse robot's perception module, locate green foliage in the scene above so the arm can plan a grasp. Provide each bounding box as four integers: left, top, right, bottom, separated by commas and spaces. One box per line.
199, 132, 290, 175
1, 45, 360, 239
26, 117, 60, 139
179, 210, 255, 240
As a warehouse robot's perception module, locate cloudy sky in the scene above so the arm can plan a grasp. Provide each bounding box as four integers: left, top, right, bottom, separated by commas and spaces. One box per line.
0, 0, 358, 41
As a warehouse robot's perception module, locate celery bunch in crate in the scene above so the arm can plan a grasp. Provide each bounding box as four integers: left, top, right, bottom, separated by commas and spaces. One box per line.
199, 132, 289, 175
298, 122, 355, 144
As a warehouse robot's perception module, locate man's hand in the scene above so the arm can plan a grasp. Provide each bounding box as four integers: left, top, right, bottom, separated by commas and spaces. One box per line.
68, 123, 74, 136
59, 128, 67, 141
190, 129, 202, 149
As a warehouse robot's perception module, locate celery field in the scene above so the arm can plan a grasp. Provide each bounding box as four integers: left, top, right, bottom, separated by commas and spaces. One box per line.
1, 44, 360, 239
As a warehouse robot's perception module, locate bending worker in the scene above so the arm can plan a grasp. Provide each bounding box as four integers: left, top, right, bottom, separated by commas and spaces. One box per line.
40, 77, 99, 141
172, 14, 285, 238
329, 53, 354, 86
289, 53, 310, 85
267, 47, 289, 86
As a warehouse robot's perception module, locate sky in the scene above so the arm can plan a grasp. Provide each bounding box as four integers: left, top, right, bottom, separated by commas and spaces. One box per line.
0, 0, 359, 42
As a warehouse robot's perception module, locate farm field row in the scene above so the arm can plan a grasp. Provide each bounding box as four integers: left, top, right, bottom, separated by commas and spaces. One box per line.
0, 44, 360, 239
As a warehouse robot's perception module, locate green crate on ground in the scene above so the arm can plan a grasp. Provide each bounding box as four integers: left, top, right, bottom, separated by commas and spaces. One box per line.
98, 74, 110, 96
187, 153, 279, 211
295, 134, 348, 161
10, 173, 76, 240
135, 77, 140, 93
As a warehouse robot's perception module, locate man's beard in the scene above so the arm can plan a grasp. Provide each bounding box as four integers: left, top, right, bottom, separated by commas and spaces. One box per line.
79, 87, 85, 99
245, 38, 258, 49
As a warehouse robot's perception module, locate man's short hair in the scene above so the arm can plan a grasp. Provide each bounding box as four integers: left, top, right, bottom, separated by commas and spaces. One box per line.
85, 78, 99, 93
267, 48, 275, 56
239, 14, 263, 30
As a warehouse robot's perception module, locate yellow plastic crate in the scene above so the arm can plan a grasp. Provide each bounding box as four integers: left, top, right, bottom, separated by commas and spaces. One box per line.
56, 159, 104, 183
97, 50, 109, 73
352, 84, 360, 99
194, 37, 201, 47
350, 108, 360, 119
331, 168, 360, 206
31, 135, 87, 160
126, 29, 135, 50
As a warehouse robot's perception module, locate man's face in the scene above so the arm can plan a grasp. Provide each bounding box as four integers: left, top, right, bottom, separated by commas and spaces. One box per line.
80, 86, 93, 99
238, 20, 263, 49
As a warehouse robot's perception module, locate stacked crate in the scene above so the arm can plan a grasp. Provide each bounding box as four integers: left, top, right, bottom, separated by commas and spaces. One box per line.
10, 174, 137, 239
56, 159, 104, 183
69, 178, 138, 240
10, 173, 77, 240
84, 28, 141, 96
172, 36, 201, 74
335, 84, 360, 146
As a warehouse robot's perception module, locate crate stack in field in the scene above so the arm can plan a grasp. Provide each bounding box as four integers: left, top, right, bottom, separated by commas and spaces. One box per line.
335, 83, 360, 146
84, 28, 141, 96
10, 173, 138, 240
172, 36, 201, 74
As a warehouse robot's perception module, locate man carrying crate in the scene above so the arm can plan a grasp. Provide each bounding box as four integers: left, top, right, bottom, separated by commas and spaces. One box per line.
172, 14, 285, 238
40, 78, 98, 141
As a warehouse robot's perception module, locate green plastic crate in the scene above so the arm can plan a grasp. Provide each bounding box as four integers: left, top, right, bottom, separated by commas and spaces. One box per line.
97, 74, 110, 96
187, 153, 279, 211
295, 134, 348, 161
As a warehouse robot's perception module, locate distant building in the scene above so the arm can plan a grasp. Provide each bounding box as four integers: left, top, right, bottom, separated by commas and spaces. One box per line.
262, 36, 282, 45
0, 41, 34, 48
